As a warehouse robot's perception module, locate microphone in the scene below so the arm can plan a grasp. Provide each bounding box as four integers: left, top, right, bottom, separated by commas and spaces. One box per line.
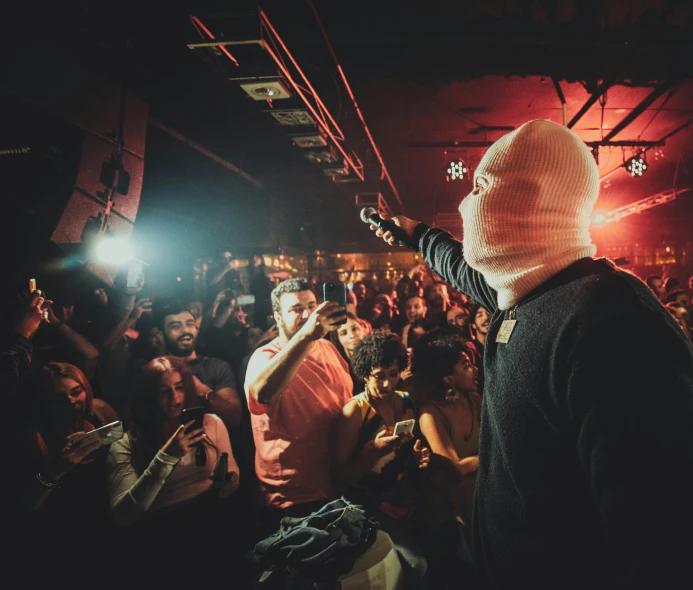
359, 207, 418, 250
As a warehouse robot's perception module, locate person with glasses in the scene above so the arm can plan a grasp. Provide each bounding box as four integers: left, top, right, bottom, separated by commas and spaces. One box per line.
335, 332, 431, 588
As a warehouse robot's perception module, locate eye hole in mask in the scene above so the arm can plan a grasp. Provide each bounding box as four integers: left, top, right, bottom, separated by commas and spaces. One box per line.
472, 175, 489, 194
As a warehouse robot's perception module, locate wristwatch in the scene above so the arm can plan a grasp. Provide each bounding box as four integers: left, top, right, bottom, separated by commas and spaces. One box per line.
204, 390, 217, 402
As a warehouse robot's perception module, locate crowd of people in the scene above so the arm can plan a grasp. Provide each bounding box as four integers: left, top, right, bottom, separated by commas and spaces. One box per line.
0, 253, 496, 587
3, 248, 692, 586
3, 121, 693, 589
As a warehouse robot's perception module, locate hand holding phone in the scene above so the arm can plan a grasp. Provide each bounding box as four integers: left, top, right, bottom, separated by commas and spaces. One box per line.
162, 421, 206, 460
49, 422, 124, 480
366, 428, 406, 459
181, 406, 205, 432
393, 419, 415, 437
15, 283, 50, 339
236, 294, 255, 306
45, 429, 113, 481
70, 421, 124, 450
322, 281, 348, 325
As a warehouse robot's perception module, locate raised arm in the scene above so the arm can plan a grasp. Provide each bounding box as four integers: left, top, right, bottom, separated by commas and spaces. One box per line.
44, 304, 100, 375
101, 299, 152, 351
370, 215, 497, 314
246, 301, 344, 406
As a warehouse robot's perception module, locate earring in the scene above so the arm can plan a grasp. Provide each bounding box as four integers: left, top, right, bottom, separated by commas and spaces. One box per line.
444, 382, 459, 402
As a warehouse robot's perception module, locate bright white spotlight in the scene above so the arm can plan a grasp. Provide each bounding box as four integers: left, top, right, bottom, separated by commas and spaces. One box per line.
591, 210, 608, 227
446, 159, 467, 181
95, 236, 134, 265
626, 155, 648, 177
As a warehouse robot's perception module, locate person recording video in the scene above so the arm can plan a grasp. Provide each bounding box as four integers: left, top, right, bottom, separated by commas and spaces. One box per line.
107, 356, 238, 528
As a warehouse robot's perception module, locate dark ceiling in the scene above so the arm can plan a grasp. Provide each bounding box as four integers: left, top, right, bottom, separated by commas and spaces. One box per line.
4, 0, 693, 257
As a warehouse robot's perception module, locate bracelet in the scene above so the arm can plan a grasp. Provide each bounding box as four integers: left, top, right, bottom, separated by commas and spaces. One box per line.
36, 472, 62, 489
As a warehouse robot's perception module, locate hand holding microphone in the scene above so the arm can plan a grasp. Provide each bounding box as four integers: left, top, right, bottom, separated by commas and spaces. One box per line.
360, 207, 421, 249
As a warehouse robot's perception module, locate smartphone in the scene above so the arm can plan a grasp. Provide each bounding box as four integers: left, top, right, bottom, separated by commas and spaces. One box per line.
71, 421, 124, 450
181, 406, 205, 432
126, 261, 143, 288
322, 281, 348, 325
29, 278, 37, 293
237, 294, 256, 306
393, 419, 415, 437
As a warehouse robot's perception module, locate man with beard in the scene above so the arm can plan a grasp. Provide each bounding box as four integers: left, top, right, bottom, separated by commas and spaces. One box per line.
370, 120, 693, 590
244, 279, 352, 516
153, 298, 242, 428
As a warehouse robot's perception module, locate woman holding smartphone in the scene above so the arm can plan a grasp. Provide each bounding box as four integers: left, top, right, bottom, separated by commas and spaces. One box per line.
19, 362, 118, 511
107, 356, 239, 530
334, 332, 431, 588
9, 362, 119, 575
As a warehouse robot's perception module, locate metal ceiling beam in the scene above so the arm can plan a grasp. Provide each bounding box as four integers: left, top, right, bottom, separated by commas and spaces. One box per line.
601, 83, 675, 141
567, 75, 620, 129
600, 187, 689, 224
599, 115, 693, 182
406, 140, 664, 149
407, 141, 496, 148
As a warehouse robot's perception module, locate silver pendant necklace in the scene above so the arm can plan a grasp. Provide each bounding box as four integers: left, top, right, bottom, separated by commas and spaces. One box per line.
495, 303, 518, 344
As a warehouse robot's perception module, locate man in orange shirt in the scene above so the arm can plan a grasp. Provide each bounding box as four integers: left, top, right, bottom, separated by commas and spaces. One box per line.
245, 279, 353, 519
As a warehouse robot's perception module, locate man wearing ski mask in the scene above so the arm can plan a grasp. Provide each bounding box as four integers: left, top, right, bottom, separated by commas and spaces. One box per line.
371, 120, 693, 590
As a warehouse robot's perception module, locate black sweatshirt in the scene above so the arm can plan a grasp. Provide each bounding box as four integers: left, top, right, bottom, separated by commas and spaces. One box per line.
416, 224, 693, 590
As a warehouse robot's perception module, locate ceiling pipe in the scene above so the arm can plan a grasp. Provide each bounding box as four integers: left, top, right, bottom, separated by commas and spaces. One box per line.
599, 116, 693, 183
258, 10, 365, 182
305, 0, 402, 208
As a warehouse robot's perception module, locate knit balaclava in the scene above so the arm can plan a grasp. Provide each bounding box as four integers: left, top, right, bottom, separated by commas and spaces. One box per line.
459, 120, 600, 310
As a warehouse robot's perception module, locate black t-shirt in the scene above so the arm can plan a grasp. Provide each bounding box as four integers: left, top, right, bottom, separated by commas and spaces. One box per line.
186, 356, 237, 392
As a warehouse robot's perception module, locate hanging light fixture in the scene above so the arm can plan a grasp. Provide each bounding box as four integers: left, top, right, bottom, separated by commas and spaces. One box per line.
446, 159, 468, 182
625, 154, 648, 177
